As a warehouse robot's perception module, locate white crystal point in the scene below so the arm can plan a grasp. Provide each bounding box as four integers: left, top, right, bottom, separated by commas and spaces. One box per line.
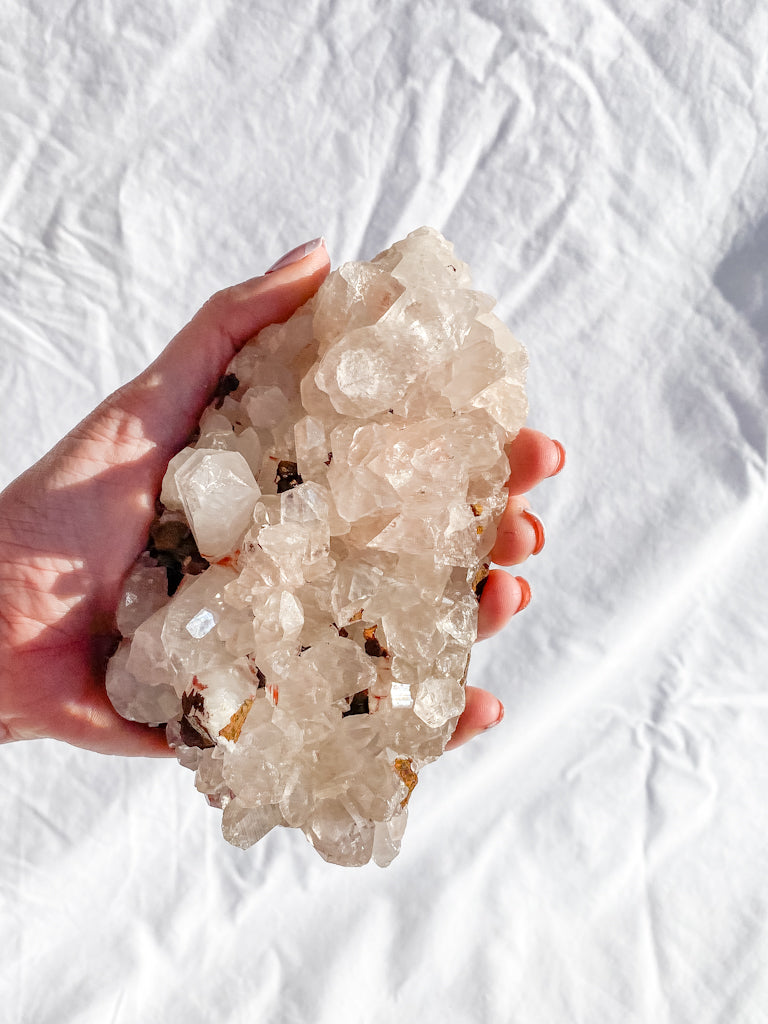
222, 798, 283, 850
174, 449, 260, 561
105, 639, 181, 725
303, 798, 375, 867
115, 554, 170, 636
413, 676, 466, 728
159, 446, 196, 511
107, 227, 528, 867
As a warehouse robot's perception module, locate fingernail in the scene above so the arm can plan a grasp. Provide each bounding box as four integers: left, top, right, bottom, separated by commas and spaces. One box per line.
514, 576, 531, 612
521, 509, 545, 555
266, 236, 326, 274
485, 700, 505, 730
549, 439, 566, 476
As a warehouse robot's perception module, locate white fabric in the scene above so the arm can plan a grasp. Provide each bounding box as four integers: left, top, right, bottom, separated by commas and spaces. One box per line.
2, 1, 768, 1020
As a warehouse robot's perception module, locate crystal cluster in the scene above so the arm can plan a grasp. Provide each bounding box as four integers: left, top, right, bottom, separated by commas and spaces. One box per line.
106, 227, 528, 866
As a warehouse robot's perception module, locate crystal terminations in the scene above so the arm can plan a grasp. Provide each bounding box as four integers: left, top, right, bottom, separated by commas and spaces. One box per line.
106, 228, 528, 867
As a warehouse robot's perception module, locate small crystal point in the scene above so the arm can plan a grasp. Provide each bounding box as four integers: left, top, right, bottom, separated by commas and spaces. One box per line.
173, 449, 260, 561
108, 228, 528, 866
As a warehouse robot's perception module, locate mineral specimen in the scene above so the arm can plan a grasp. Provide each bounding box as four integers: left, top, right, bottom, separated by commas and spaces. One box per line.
106, 227, 528, 866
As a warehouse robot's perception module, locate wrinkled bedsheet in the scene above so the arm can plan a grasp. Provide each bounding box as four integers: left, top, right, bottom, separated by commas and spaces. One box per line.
2, 1, 768, 1021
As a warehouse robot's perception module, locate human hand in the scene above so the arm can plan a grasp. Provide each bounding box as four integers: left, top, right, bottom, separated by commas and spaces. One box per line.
0, 240, 330, 755
446, 427, 564, 749
0, 238, 563, 756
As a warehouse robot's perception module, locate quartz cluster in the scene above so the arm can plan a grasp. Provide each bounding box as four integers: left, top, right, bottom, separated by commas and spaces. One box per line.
107, 227, 528, 866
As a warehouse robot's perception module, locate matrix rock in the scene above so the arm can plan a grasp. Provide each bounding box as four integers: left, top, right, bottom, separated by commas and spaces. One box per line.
106, 227, 528, 866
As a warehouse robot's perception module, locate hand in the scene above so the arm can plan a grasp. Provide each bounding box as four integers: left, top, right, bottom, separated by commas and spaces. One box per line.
446, 427, 564, 749
0, 242, 330, 755
0, 239, 563, 756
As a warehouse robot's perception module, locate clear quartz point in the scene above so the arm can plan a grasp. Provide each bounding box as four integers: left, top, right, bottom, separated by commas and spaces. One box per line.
107, 227, 528, 866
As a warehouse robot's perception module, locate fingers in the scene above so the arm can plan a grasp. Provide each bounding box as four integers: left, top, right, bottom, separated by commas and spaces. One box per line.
106, 238, 331, 464
477, 432, 564, 639
476, 569, 530, 640
491, 431, 564, 566
492, 499, 545, 566
505, 428, 565, 495
448, 432, 567, 753
446, 685, 504, 750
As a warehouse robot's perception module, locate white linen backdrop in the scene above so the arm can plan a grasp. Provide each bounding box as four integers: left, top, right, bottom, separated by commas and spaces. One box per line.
2, 1, 768, 1021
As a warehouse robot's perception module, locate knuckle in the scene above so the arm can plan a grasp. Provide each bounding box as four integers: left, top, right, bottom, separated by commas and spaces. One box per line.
201, 286, 233, 318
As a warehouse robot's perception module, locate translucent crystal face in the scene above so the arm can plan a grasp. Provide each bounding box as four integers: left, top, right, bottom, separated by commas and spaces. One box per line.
106, 227, 528, 867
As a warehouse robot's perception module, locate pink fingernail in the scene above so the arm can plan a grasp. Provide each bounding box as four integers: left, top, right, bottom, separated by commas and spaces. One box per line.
266, 236, 326, 273
514, 577, 531, 613
485, 700, 505, 730
521, 509, 545, 555
549, 439, 566, 476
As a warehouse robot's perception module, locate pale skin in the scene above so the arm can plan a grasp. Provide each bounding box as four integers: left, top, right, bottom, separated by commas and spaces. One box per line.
0, 241, 564, 756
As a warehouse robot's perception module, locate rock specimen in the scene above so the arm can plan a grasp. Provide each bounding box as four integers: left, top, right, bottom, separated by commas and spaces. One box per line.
106, 227, 528, 866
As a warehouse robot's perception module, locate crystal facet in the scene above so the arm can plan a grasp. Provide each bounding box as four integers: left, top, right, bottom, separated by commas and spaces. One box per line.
106, 227, 528, 866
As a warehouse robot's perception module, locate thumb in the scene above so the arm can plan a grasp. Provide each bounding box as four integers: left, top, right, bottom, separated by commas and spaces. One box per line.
108, 237, 330, 463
